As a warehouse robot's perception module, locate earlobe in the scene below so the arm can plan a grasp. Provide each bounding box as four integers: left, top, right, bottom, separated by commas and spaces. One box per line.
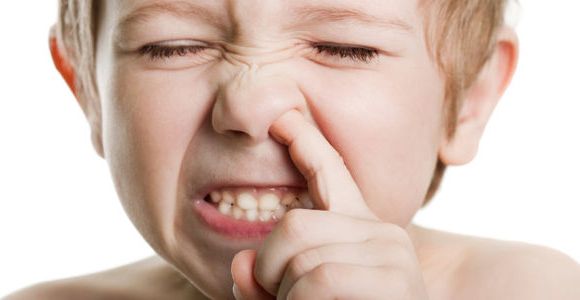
91, 130, 105, 158
439, 27, 519, 166
49, 27, 76, 97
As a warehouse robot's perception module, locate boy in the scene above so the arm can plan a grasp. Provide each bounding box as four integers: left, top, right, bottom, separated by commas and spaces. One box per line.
5, 0, 580, 299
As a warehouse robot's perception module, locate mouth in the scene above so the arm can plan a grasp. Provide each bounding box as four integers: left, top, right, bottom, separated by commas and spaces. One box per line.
205, 187, 313, 221
192, 186, 312, 239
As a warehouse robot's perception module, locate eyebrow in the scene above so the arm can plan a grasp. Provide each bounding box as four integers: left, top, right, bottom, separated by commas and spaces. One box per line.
288, 4, 414, 33
116, 1, 227, 34
116, 1, 413, 39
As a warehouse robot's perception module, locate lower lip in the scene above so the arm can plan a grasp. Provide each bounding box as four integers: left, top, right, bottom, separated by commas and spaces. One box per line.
192, 198, 279, 239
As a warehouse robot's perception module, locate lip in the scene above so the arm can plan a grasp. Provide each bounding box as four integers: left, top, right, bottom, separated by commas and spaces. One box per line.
192, 199, 278, 239
190, 181, 307, 239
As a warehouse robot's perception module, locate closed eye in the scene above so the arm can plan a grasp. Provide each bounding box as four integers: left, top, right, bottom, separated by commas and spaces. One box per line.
137, 42, 380, 64
310, 44, 379, 63
138, 44, 206, 60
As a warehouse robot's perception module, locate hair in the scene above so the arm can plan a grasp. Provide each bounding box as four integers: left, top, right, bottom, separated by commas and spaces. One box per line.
55, 0, 511, 205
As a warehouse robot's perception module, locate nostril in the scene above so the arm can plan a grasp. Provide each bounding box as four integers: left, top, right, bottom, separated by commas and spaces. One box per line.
221, 129, 273, 147
224, 129, 249, 139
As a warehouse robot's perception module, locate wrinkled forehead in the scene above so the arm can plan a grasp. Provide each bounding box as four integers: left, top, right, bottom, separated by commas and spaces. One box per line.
101, 0, 422, 41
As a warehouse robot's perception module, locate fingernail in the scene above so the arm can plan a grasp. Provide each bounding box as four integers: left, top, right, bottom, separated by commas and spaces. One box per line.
232, 283, 242, 300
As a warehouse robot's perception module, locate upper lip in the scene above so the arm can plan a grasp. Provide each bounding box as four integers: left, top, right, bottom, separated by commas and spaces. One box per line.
184, 141, 308, 200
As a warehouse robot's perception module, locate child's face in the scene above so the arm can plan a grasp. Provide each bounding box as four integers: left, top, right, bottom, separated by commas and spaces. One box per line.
95, 0, 444, 292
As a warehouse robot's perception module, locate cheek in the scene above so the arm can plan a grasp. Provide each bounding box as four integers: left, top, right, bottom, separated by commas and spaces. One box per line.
301, 65, 444, 225
101, 65, 215, 250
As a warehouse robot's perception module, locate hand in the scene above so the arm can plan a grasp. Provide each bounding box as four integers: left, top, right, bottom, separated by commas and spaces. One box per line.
231, 110, 428, 300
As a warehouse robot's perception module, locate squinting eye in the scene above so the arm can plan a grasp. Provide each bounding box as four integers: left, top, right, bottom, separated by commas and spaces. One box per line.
138, 44, 207, 60
138, 42, 380, 64
311, 44, 379, 64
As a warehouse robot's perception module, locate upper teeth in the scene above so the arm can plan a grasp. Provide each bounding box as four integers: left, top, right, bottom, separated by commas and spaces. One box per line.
209, 188, 313, 222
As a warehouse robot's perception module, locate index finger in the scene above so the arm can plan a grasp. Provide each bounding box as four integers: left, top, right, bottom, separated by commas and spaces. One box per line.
269, 110, 377, 220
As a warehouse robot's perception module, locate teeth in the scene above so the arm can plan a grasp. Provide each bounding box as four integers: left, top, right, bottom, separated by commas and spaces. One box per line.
273, 205, 287, 220
207, 188, 311, 222
281, 192, 297, 207
218, 201, 232, 215
298, 192, 314, 209
222, 191, 235, 204
245, 209, 258, 222
289, 201, 302, 209
232, 206, 244, 220
258, 193, 280, 210
236, 193, 258, 210
259, 210, 273, 222
210, 191, 222, 203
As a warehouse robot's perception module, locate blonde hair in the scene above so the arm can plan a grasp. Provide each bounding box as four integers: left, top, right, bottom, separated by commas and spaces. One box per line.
55, 0, 510, 204
55, 0, 100, 132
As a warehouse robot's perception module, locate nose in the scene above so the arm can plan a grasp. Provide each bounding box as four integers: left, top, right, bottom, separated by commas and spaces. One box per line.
212, 64, 305, 145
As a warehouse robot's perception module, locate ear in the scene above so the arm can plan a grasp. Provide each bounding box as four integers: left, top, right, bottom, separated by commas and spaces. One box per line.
49, 25, 104, 158
439, 27, 519, 165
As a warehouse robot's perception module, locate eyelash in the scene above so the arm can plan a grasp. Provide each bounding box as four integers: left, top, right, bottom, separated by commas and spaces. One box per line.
311, 44, 379, 63
138, 43, 379, 64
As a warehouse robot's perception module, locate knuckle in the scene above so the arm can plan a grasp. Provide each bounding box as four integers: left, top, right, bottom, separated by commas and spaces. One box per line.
280, 209, 308, 241
310, 263, 338, 289
287, 251, 316, 279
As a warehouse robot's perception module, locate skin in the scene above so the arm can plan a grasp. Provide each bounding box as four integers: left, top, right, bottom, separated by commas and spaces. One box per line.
5, 0, 580, 299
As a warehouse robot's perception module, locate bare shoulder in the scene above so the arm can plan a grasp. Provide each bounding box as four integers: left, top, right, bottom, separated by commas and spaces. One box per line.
3, 256, 194, 300
452, 234, 580, 300
3, 276, 107, 300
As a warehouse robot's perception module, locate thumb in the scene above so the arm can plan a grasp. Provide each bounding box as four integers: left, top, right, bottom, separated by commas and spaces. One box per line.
231, 249, 273, 300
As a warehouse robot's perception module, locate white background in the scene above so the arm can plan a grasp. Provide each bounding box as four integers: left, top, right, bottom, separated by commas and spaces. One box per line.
0, 1, 578, 296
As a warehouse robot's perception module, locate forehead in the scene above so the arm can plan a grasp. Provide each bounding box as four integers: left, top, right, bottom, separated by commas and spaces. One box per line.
107, 0, 420, 38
